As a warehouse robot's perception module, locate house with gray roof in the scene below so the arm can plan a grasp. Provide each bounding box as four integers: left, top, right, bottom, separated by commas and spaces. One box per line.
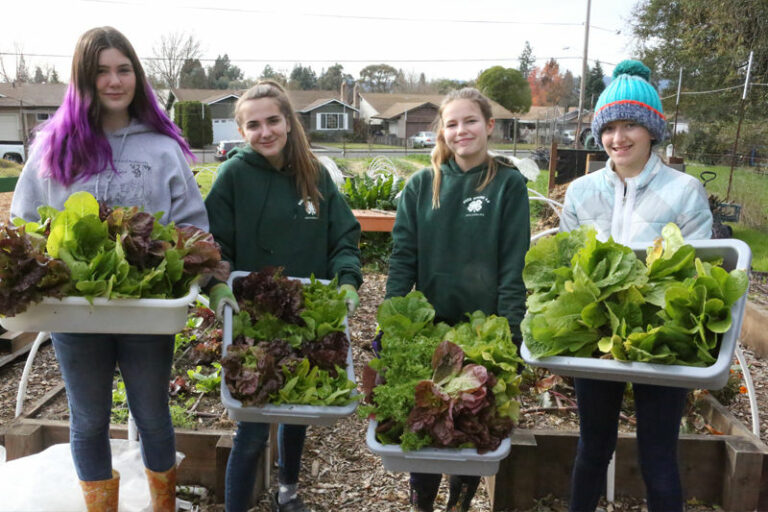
0, 83, 67, 144
356, 91, 518, 143
168, 88, 357, 143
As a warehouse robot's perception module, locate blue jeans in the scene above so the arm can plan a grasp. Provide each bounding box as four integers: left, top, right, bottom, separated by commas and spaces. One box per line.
569, 378, 688, 512
51, 332, 175, 481
225, 422, 306, 512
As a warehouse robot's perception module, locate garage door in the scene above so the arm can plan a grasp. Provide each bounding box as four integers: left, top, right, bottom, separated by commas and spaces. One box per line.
0, 113, 20, 141
213, 119, 240, 144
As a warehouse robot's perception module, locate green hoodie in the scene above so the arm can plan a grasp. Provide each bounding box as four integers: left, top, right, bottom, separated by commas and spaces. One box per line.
385, 159, 529, 339
205, 146, 362, 288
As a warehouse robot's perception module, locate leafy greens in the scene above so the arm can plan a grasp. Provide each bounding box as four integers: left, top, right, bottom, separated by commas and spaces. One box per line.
521, 223, 749, 366
360, 291, 521, 452
1, 191, 229, 315
222, 267, 357, 407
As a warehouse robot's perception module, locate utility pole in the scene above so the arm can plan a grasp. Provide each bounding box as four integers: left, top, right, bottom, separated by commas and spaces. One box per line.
670, 67, 683, 155
727, 50, 753, 201
574, 0, 591, 149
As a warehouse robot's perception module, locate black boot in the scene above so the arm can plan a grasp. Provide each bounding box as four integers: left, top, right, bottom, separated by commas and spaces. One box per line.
409, 473, 442, 511
446, 475, 481, 511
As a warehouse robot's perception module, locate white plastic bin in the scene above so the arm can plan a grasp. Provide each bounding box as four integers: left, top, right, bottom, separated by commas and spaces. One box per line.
0, 284, 199, 334
365, 421, 511, 476
219, 271, 358, 425
521, 239, 752, 389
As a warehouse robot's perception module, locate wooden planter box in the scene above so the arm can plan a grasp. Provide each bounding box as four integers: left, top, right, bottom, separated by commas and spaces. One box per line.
1, 383, 268, 504
485, 394, 768, 512
352, 209, 396, 232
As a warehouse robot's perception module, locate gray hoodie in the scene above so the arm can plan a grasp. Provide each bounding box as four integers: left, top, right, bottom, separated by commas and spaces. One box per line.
11, 120, 208, 230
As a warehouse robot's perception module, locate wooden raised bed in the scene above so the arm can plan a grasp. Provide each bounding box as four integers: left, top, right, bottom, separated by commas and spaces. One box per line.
485, 393, 768, 512
1, 384, 267, 504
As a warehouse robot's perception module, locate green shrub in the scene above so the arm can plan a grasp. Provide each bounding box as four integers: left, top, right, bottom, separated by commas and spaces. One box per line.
174, 101, 213, 148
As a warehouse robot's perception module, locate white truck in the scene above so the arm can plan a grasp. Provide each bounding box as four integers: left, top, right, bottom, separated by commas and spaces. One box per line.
0, 141, 25, 164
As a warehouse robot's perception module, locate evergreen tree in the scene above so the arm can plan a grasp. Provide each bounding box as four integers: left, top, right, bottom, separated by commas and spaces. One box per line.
288, 64, 318, 90
207, 54, 244, 89
518, 41, 535, 78
33, 66, 46, 84
586, 61, 606, 108
179, 59, 208, 88
259, 65, 287, 85
318, 63, 351, 91
476, 66, 532, 113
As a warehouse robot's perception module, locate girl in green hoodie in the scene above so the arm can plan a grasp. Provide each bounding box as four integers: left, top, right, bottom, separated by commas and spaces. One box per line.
204, 81, 362, 512
386, 88, 530, 511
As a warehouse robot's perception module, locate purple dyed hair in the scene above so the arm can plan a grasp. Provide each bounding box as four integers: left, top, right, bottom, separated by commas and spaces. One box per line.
33, 26, 193, 186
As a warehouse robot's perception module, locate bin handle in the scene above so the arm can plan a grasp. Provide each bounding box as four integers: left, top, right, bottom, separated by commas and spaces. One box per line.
259, 411, 321, 419
403, 453, 469, 461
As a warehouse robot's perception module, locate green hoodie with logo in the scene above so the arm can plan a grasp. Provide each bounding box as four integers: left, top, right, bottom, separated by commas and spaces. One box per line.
204, 146, 362, 288
385, 158, 529, 339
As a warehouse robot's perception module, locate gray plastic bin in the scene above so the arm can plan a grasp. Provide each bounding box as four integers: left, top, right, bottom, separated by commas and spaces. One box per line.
365, 421, 511, 476
521, 239, 752, 389
220, 271, 358, 425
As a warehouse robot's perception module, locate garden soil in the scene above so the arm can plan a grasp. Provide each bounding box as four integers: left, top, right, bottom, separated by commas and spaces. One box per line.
2, 190, 768, 511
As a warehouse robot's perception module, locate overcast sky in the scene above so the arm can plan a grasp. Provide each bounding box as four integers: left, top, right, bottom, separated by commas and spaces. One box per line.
3, 0, 643, 84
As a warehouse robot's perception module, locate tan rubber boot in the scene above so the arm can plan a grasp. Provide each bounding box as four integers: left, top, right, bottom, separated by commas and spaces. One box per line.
79, 469, 120, 512
145, 465, 177, 512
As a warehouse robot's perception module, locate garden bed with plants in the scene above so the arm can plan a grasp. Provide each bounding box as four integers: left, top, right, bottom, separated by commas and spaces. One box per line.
3, 155, 768, 510
6, 270, 768, 511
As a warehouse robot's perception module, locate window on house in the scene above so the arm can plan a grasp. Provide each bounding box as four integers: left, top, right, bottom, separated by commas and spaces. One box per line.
317, 112, 347, 130
36, 113, 50, 121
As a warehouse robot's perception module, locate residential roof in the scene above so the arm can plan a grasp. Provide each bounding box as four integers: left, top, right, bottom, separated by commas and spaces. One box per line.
170, 88, 243, 105
0, 83, 68, 108
298, 98, 358, 113
373, 101, 438, 120
169, 88, 354, 112
513, 106, 594, 123
359, 92, 518, 120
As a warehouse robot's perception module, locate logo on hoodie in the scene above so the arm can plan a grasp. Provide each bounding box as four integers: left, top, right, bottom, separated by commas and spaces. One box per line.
299, 198, 318, 218
463, 196, 490, 216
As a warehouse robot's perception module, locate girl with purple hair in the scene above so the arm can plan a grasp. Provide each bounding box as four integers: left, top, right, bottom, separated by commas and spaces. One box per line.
11, 26, 208, 511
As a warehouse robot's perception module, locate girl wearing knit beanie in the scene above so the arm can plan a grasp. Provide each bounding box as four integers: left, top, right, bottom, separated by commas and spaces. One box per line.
560, 60, 713, 512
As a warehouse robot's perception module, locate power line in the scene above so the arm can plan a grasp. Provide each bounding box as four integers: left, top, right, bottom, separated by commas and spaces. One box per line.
0, 51, 610, 68
83, 0, 619, 31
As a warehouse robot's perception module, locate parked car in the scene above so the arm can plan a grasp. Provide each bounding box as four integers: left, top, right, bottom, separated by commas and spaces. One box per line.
560, 129, 576, 145
215, 140, 244, 162
0, 141, 25, 163
409, 131, 436, 148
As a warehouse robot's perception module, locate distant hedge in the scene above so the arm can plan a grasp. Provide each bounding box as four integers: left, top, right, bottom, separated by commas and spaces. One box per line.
174, 101, 213, 148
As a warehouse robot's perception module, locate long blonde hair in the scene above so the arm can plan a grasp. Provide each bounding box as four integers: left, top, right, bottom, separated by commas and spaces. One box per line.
430, 87, 498, 208
234, 80, 321, 210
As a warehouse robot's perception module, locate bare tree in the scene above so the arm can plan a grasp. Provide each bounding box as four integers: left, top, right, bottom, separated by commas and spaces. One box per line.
146, 32, 202, 90
0, 55, 12, 82
0, 43, 28, 83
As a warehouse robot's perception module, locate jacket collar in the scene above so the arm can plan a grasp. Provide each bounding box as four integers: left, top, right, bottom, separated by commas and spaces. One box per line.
603, 152, 662, 190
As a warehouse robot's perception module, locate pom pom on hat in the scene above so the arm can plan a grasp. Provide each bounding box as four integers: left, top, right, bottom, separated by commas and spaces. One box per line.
591, 59, 667, 148
612, 60, 651, 81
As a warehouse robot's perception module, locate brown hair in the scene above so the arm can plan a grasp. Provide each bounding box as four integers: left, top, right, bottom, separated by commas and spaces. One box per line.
429, 87, 498, 208
234, 80, 321, 211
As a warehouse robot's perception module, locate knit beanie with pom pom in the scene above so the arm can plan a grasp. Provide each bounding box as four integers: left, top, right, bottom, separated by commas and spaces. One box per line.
591, 59, 667, 147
